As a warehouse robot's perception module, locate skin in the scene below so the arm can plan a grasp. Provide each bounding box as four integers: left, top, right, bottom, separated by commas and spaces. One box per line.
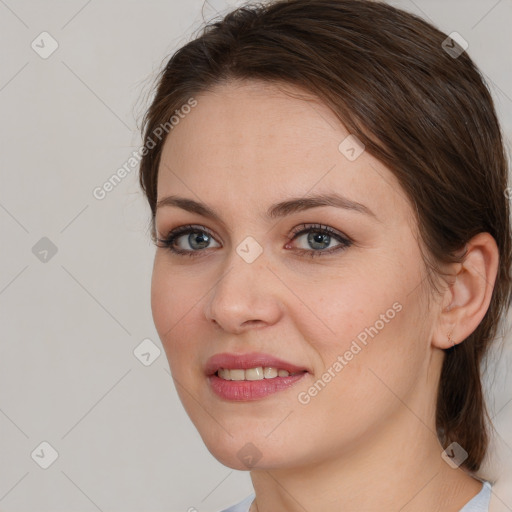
150, 79, 499, 512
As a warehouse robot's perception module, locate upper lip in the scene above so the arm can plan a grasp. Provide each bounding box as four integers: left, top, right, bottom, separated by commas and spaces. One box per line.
205, 352, 310, 376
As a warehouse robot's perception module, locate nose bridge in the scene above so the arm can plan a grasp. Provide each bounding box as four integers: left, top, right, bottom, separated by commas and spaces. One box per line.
204, 238, 282, 331
220, 230, 270, 287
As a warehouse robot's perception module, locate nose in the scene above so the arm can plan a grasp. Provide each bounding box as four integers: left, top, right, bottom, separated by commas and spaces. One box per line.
203, 248, 284, 334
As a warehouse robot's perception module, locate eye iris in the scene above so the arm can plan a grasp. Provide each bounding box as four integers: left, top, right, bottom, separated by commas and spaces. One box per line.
308, 231, 330, 250
189, 231, 210, 249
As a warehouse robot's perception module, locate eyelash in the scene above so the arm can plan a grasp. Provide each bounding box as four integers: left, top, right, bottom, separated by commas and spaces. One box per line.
156, 223, 353, 258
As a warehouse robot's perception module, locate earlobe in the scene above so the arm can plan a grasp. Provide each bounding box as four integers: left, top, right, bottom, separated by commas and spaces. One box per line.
447, 330, 455, 348
432, 232, 499, 350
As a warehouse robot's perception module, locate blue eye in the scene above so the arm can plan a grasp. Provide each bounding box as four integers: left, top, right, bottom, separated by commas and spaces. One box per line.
156, 225, 220, 257
156, 223, 352, 258
287, 223, 352, 257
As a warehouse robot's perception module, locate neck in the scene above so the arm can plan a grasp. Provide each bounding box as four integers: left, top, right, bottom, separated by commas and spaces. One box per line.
248, 408, 483, 512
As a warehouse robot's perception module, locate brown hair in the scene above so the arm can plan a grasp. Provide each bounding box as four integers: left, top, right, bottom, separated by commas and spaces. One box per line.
138, 0, 512, 472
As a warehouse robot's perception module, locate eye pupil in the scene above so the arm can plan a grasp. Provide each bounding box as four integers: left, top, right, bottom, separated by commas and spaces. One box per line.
308, 232, 330, 250
190, 232, 210, 249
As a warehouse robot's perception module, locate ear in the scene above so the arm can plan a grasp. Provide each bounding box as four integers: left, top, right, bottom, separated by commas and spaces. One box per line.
432, 232, 500, 349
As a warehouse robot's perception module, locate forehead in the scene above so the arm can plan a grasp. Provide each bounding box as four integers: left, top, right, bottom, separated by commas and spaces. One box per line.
164, 78, 346, 148
157, 80, 411, 228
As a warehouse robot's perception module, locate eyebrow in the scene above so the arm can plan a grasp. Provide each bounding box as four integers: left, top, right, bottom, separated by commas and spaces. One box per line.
156, 193, 378, 222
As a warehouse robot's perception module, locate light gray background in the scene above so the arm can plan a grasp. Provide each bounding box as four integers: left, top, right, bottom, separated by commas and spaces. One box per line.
0, 1, 511, 511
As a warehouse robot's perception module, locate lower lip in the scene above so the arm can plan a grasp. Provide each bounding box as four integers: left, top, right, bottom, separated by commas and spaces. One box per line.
208, 372, 308, 401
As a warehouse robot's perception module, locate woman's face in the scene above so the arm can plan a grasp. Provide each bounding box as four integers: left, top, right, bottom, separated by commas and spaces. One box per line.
151, 80, 443, 470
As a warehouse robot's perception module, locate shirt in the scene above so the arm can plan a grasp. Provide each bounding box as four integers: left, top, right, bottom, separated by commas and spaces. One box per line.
217, 480, 492, 512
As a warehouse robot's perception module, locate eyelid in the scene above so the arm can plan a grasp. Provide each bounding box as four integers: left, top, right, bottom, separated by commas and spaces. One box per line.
159, 224, 214, 239
156, 224, 214, 241
287, 222, 347, 239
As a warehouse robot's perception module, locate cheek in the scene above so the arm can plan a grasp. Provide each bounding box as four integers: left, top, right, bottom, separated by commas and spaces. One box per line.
289, 293, 425, 457
150, 261, 173, 341
287, 267, 400, 352
150, 258, 201, 363
289, 255, 427, 402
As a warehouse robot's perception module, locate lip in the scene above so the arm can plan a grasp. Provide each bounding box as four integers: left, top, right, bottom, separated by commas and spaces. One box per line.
204, 351, 310, 376
205, 352, 310, 402
208, 372, 308, 401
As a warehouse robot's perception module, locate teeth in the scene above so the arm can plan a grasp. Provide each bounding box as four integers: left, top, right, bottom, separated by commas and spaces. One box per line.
245, 367, 264, 380
218, 368, 231, 380
263, 367, 278, 379
217, 367, 304, 381
229, 369, 245, 381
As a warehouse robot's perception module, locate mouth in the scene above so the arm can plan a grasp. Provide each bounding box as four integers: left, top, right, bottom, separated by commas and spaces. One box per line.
205, 352, 310, 401
204, 351, 310, 377
214, 367, 307, 380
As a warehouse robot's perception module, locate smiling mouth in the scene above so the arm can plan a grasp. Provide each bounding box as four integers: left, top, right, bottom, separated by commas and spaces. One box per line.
216, 367, 308, 381
208, 368, 309, 401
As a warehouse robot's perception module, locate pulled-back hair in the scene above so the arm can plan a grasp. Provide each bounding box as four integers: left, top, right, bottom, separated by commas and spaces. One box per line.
138, 0, 512, 472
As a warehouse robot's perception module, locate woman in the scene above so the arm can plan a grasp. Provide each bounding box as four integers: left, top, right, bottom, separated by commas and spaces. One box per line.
138, 0, 511, 510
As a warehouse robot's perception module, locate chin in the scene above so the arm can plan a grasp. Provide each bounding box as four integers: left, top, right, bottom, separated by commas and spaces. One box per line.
199, 430, 277, 470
